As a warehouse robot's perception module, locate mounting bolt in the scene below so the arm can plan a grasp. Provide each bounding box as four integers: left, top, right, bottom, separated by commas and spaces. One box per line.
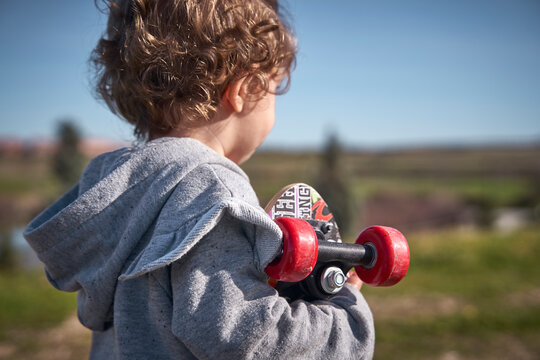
320, 266, 346, 294
321, 223, 334, 234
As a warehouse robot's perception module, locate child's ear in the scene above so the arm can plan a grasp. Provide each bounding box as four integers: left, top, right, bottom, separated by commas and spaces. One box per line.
223, 78, 246, 113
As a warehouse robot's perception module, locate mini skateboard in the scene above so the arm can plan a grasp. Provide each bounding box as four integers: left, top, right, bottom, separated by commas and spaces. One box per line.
264, 183, 410, 300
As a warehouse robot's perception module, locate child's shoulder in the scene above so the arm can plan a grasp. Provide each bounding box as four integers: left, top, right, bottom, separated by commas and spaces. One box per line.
78, 137, 257, 206
152, 137, 255, 200
168, 149, 260, 215
134, 137, 261, 220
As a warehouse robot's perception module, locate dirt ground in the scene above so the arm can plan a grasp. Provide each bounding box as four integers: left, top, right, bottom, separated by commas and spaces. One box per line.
0, 315, 91, 360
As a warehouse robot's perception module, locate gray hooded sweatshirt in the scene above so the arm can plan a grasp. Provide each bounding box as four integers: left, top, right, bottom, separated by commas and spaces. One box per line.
24, 137, 375, 360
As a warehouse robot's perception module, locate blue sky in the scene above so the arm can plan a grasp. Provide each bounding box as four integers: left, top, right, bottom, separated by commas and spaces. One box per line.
1, 0, 539, 149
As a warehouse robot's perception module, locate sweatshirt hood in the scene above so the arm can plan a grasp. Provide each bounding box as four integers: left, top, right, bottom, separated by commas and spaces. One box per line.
23, 137, 281, 331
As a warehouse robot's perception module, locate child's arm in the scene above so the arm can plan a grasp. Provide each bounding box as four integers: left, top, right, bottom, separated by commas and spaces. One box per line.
169, 213, 374, 360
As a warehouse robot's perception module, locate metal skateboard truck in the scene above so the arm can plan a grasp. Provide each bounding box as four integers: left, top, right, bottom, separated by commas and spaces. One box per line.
265, 217, 410, 300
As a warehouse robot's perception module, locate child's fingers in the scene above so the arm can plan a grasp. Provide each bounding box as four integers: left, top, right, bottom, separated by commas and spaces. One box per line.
346, 269, 363, 291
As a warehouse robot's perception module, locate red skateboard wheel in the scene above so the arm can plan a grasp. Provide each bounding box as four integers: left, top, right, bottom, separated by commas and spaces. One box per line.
354, 226, 410, 286
265, 217, 319, 282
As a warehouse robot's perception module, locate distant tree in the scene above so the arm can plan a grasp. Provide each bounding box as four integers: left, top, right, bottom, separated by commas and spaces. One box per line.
0, 198, 18, 269
0, 230, 16, 269
52, 120, 85, 188
315, 134, 353, 235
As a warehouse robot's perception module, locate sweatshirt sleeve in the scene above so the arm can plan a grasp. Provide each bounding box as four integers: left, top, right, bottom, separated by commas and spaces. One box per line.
170, 213, 375, 360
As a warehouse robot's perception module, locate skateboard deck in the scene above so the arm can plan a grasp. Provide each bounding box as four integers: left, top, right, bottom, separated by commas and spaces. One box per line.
265, 183, 342, 243
265, 183, 346, 299
264, 183, 411, 300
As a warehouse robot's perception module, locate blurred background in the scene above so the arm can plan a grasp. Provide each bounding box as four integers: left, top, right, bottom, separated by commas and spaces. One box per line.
1, 0, 539, 359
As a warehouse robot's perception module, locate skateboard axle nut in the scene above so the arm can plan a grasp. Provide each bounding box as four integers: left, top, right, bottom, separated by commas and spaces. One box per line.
321, 266, 346, 294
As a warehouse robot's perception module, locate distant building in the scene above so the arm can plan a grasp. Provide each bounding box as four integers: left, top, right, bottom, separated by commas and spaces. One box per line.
0, 137, 128, 158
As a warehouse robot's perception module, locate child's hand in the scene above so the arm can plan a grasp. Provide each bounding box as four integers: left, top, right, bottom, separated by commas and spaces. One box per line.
346, 269, 363, 291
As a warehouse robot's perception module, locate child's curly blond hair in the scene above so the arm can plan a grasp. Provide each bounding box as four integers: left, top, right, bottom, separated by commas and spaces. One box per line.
91, 0, 296, 140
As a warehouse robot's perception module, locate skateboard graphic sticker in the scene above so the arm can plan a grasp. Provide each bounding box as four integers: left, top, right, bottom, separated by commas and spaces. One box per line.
265, 183, 342, 243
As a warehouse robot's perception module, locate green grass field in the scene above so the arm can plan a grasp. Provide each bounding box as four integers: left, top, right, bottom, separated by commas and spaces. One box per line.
0, 145, 539, 358
243, 146, 540, 209
363, 225, 540, 359
0, 226, 538, 359
0, 270, 77, 340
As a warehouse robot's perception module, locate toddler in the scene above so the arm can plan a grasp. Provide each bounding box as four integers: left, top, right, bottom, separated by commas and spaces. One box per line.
24, 0, 375, 358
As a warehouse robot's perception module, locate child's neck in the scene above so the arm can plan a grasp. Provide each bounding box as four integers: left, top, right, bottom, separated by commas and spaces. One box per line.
163, 105, 245, 163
